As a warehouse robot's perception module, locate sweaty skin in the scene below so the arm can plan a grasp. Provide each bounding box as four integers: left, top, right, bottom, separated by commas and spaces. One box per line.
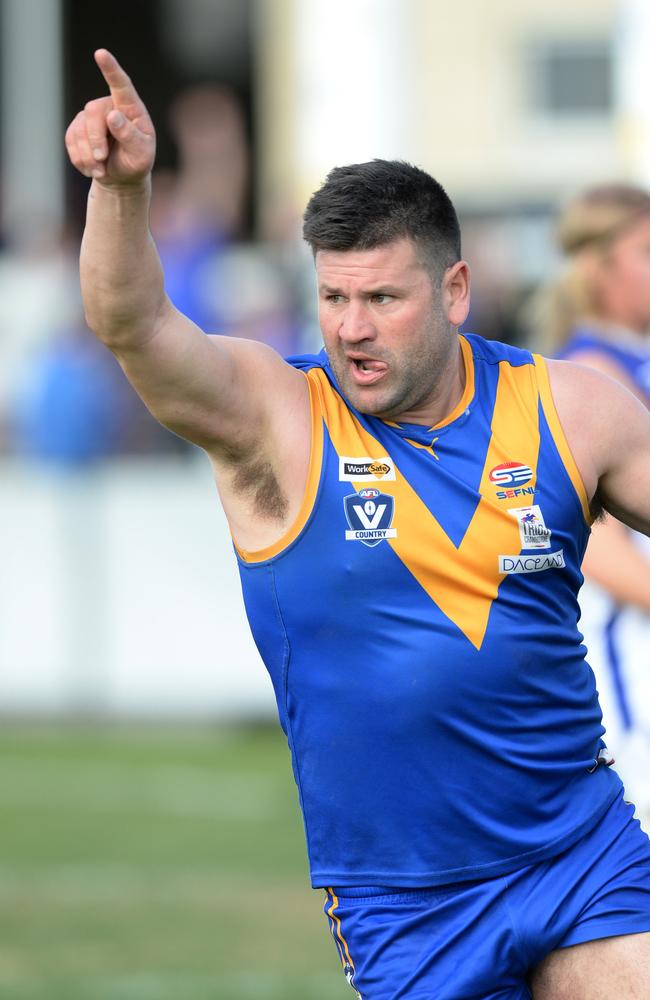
66, 49, 650, 998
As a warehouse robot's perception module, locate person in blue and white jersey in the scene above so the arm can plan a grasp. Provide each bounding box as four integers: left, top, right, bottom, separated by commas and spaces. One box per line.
539, 184, 650, 819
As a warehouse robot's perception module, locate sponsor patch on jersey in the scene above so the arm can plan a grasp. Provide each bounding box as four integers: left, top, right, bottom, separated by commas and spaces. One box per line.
339, 456, 396, 482
499, 550, 566, 574
495, 487, 536, 499
508, 505, 552, 550
489, 461, 533, 488
344, 488, 397, 546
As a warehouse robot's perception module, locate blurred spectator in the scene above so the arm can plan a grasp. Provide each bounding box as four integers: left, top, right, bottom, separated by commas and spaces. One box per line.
262, 191, 322, 353
2, 81, 310, 464
0, 215, 190, 462
531, 183, 650, 815
151, 83, 306, 354
11, 324, 127, 464
0, 219, 80, 453
10, 320, 185, 464
150, 83, 249, 334
461, 216, 531, 347
2, 83, 319, 465
168, 84, 249, 239
205, 243, 304, 355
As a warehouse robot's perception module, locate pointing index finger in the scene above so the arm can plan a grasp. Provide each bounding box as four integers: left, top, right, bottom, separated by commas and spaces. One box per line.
94, 49, 144, 112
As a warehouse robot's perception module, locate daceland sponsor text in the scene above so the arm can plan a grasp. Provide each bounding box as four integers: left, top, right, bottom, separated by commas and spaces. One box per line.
499, 550, 566, 574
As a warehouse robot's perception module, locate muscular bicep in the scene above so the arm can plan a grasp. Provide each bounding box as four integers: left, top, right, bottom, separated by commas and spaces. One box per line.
596, 400, 650, 534
546, 358, 650, 536
111, 296, 306, 457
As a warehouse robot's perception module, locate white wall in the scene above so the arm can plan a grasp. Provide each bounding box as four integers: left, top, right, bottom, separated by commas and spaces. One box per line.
260, 0, 623, 210
0, 457, 276, 718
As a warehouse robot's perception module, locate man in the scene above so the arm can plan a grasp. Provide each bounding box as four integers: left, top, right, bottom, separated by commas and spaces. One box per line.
66, 50, 650, 1000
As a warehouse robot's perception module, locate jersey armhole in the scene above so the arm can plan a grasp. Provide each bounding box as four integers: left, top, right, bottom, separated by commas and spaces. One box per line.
235, 369, 324, 563
533, 353, 593, 527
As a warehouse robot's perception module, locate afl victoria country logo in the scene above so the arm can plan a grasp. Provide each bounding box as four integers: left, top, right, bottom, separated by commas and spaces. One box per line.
344, 487, 397, 547
489, 461, 533, 487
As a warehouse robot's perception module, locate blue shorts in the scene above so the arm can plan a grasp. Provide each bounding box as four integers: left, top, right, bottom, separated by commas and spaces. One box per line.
322, 791, 650, 1000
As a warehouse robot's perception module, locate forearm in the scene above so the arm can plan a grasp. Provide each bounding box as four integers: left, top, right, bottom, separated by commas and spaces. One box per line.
80, 177, 166, 350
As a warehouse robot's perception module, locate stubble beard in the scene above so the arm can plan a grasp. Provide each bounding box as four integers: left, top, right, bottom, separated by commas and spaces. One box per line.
327, 321, 455, 422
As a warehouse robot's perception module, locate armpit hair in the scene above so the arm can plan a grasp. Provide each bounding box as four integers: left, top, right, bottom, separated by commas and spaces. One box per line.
589, 489, 606, 523
232, 457, 289, 522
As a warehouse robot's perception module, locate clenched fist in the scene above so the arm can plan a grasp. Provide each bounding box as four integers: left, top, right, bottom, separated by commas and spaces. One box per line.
65, 49, 156, 186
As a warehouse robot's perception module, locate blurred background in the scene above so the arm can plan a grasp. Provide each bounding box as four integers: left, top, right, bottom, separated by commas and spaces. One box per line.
1, 0, 650, 997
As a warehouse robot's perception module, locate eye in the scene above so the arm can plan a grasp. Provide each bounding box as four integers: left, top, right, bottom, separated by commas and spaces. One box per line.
325, 293, 344, 304
370, 293, 393, 304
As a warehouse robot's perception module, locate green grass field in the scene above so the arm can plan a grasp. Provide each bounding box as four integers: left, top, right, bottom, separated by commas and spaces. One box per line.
0, 723, 348, 1000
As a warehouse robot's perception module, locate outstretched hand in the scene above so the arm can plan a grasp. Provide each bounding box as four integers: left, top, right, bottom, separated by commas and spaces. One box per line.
65, 49, 156, 186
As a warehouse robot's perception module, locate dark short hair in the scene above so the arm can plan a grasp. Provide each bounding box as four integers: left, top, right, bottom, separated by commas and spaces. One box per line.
302, 160, 461, 279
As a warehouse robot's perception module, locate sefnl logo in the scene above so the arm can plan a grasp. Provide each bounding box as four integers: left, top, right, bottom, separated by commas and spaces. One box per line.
344, 488, 397, 547
489, 461, 533, 487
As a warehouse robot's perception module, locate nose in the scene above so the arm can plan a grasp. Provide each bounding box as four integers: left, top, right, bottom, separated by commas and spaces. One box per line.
338, 300, 377, 344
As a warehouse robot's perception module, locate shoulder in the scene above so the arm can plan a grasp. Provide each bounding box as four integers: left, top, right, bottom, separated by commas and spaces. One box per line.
284, 348, 329, 373
461, 332, 533, 368
543, 356, 635, 430
544, 355, 640, 410
555, 344, 641, 398
543, 357, 649, 488
210, 335, 311, 407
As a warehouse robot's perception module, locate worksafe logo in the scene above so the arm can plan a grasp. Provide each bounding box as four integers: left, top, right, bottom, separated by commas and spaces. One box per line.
339, 455, 396, 482
508, 505, 552, 550
344, 488, 397, 546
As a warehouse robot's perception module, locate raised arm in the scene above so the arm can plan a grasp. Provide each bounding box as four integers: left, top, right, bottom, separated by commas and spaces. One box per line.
545, 359, 650, 538
65, 51, 310, 550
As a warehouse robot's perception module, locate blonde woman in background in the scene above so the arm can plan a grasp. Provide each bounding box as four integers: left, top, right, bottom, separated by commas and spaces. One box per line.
540, 184, 650, 817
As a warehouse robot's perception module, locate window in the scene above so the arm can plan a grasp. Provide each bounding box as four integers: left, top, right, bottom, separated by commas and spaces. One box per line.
527, 40, 613, 117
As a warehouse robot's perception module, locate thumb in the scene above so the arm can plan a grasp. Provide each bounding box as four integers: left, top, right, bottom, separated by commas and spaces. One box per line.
105, 107, 154, 175
106, 108, 140, 142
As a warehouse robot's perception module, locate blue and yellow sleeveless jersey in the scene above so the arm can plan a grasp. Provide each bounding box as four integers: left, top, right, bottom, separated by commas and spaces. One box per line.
235, 333, 622, 889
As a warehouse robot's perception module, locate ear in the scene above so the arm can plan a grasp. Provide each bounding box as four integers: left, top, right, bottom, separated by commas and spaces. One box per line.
443, 261, 471, 327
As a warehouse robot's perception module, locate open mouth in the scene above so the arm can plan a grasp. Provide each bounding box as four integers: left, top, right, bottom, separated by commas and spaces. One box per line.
349, 357, 388, 384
